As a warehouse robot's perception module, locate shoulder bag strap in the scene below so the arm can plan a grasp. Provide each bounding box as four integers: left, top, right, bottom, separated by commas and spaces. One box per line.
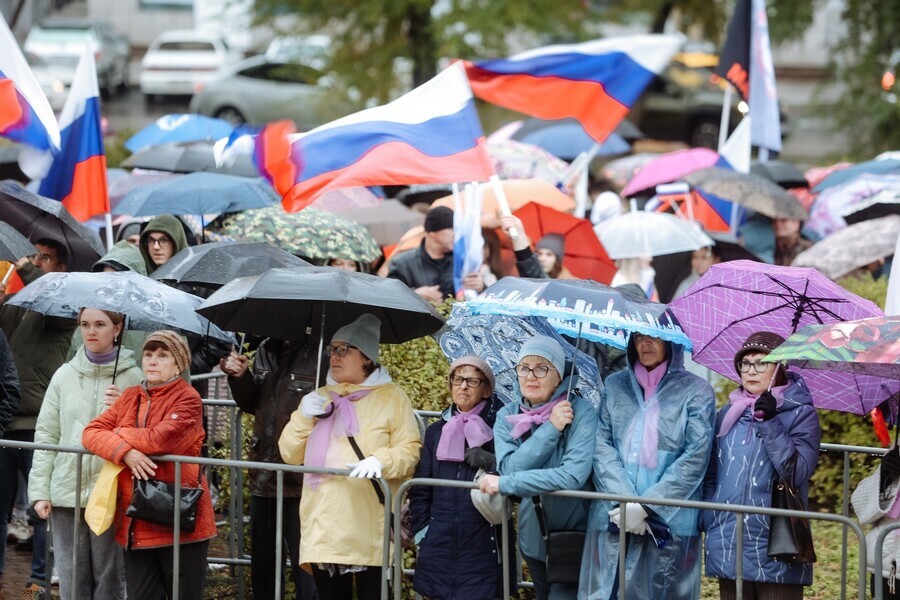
531, 496, 549, 540
347, 435, 385, 505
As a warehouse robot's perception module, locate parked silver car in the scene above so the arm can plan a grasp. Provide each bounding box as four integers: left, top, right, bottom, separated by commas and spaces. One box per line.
23, 18, 130, 99
189, 55, 341, 129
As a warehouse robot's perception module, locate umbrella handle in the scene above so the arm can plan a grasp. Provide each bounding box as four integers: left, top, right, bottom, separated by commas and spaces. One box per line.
564, 322, 583, 401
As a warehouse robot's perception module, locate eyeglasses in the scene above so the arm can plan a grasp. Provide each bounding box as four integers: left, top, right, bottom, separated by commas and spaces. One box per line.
326, 343, 356, 357
738, 359, 772, 374
515, 364, 551, 379
450, 376, 483, 388
147, 236, 172, 248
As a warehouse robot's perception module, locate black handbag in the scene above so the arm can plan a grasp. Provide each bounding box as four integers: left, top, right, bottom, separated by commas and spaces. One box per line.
532, 496, 585, 585
768, 453, 817, 564
124, 397, 203, 533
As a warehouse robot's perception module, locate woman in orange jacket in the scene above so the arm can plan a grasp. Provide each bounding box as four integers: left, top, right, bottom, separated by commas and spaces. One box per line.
82, 330, 216, 600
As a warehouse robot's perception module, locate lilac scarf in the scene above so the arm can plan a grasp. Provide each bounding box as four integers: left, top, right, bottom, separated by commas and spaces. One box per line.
436, 401, 493, 461
630, 361, 668, 469
718, 385, 787, 438
505, 397, 562, 439
303, 389, 371, 488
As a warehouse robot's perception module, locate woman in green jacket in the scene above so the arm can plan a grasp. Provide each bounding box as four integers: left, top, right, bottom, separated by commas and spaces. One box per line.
28, 307, 144, 600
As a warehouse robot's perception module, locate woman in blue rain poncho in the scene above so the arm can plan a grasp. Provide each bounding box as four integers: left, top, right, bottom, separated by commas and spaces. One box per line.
580, 332, 715, 600
478, 335, 598, 600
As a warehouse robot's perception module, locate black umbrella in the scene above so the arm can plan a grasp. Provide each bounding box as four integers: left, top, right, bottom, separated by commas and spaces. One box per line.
0, 221, 37, 262
750, 160, 809, 189
151, 242, 311, 289
197, 267, 445, 345
121, 140, 258, 177
683, 167, 808, 220
0, 180, 105, 272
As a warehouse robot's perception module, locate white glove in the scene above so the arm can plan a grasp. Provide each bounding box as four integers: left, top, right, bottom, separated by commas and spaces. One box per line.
347, 455, 382, 479
608, 506, 621, 527
622, 502, 649, 534
300, 392, 328, 419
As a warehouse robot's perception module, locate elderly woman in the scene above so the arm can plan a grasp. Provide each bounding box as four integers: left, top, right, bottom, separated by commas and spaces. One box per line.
479, 335, 598, 600
702, 332, 821, 600
580, 331, 715, 600
82, 330, 217, 600
29, 308, 143, 600
278, 314, 421, 600
410, 355, 511, 600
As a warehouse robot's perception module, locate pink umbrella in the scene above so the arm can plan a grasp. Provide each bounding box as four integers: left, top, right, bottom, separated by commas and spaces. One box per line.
622, 147, 726, 197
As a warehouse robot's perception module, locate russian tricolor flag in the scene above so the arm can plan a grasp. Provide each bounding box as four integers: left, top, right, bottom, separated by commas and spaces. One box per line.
37, 44, 109, 222
256, 62, 495, 212
0, 18, 60, 154
465, 35, 683, 143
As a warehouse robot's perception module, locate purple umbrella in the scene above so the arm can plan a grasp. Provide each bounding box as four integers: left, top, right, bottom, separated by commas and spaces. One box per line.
670, 260, 899, 414
621, 147, 729, 197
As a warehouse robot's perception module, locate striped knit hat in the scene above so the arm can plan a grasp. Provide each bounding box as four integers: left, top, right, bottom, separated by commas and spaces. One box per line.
143, 330, 191, 374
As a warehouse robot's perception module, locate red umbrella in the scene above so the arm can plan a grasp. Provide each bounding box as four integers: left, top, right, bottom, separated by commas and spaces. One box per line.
512, 202, 616, 283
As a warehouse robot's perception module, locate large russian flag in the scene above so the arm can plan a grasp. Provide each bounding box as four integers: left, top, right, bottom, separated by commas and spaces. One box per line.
465, 35, 683, 143
256, 62, 495, 212
0, 18, 60, 153
37, 44, 109, 222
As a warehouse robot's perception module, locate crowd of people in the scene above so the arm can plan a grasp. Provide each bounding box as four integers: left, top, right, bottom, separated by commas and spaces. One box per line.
0, 198, 889, 600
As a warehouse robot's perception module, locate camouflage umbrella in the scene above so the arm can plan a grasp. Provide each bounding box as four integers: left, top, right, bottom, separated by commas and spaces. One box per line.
219, 206, 382, 263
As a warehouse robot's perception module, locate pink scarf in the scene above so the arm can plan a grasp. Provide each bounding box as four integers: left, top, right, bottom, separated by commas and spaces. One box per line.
718, 385, 787, 438
303, 389, 371, 488
505, 397, 563, 439
436, 401, 493, 461
631, 361, 668, 469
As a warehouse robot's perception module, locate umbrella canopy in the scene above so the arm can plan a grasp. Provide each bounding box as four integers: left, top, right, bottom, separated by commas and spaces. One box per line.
812, 158, 900, 193
594, 206, 714, 259
515, 121, 630, 161
683, 167, 808, 220
124, 114, 235, 154
338, 199, 424, 247
219, 206, 381, 263
439, 303, 604, 407
487, 139, 569, 183
513, 201, 616, 283
197, 266, 445, 344
844, 187, 900, 225
0, 221, 37, 262
622, 147, 727, 197
803, 174, 900, 240
467, 276, 692, 349
669, 260, 897, 414
7, 271, 235, 342
150, 241, 311, 289
114, 172, 279, 217
764, 316, 900, 379
122, 140, 259, 177
431, 178, 575, 215
750, 160, 808, 189
108, 169, 181, 209
792, 215, 900, 280
0, 180, 104, 272
601, 153, 660, 193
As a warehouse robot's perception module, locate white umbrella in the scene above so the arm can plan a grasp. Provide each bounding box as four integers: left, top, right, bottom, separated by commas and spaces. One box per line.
594, 201, 713, 259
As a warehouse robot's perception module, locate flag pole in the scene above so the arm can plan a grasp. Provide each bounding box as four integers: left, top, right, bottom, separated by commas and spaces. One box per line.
488, 175, 518, 239
104, 212, 114, 250
717, 86, 733, 153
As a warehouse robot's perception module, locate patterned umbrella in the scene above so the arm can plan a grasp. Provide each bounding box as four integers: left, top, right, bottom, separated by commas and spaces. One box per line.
803, 173, 900, 240
683, 167, 808, 220
487, 139, 569, 183
439, 304, 604, 407
467, 276, 692, 350
792, 215, 900, 280
670, 260, 899, 414
601, 153, 660, 193
764, 316, 900, 380
219, 206, 381, 263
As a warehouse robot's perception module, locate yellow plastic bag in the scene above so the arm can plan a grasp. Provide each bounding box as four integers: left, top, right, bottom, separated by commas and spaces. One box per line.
85, 461, 124, 536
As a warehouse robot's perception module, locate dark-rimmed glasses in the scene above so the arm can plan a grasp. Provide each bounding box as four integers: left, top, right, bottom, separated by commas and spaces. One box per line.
450, 376, 483, 388
326, 343, 356, 357
515, 364, 551, 379
737, 359, 772, 374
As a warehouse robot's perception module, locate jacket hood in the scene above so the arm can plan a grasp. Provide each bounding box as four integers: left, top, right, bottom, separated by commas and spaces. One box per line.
139, 214, 189, 273
69, 345, 139, 377
93, 241, 148, 276
625, 334, 686, 374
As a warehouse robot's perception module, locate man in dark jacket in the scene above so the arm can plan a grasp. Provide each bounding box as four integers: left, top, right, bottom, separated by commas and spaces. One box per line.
220, 339, 324, 600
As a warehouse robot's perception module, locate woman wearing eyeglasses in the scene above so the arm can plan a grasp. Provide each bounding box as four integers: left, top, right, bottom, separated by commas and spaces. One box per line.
409, 355, 513, 600
478, 335, 598, 600
701, 332, 821, 600
278, 314, 422, 600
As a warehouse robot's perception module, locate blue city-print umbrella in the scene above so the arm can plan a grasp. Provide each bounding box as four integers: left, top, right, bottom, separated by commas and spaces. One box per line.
466, 277, 691, 350
114, 172, 279, 217
8, 271, 235, 343
438, 304, 604, 407
124, 114, 236, 153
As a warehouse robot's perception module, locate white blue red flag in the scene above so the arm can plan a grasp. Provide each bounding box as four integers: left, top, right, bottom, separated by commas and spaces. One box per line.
37, 43, 109, 222
452, 185, 484, 300
0, 18, 60, 153
465, 35, 684, 143
256, 62, 495, 212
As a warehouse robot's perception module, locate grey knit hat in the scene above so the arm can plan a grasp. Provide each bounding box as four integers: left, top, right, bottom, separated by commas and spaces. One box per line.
536, 233, 565, 261
449, 355, 495, 394
517, 335, 565, 379
332, 314, 382, 362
